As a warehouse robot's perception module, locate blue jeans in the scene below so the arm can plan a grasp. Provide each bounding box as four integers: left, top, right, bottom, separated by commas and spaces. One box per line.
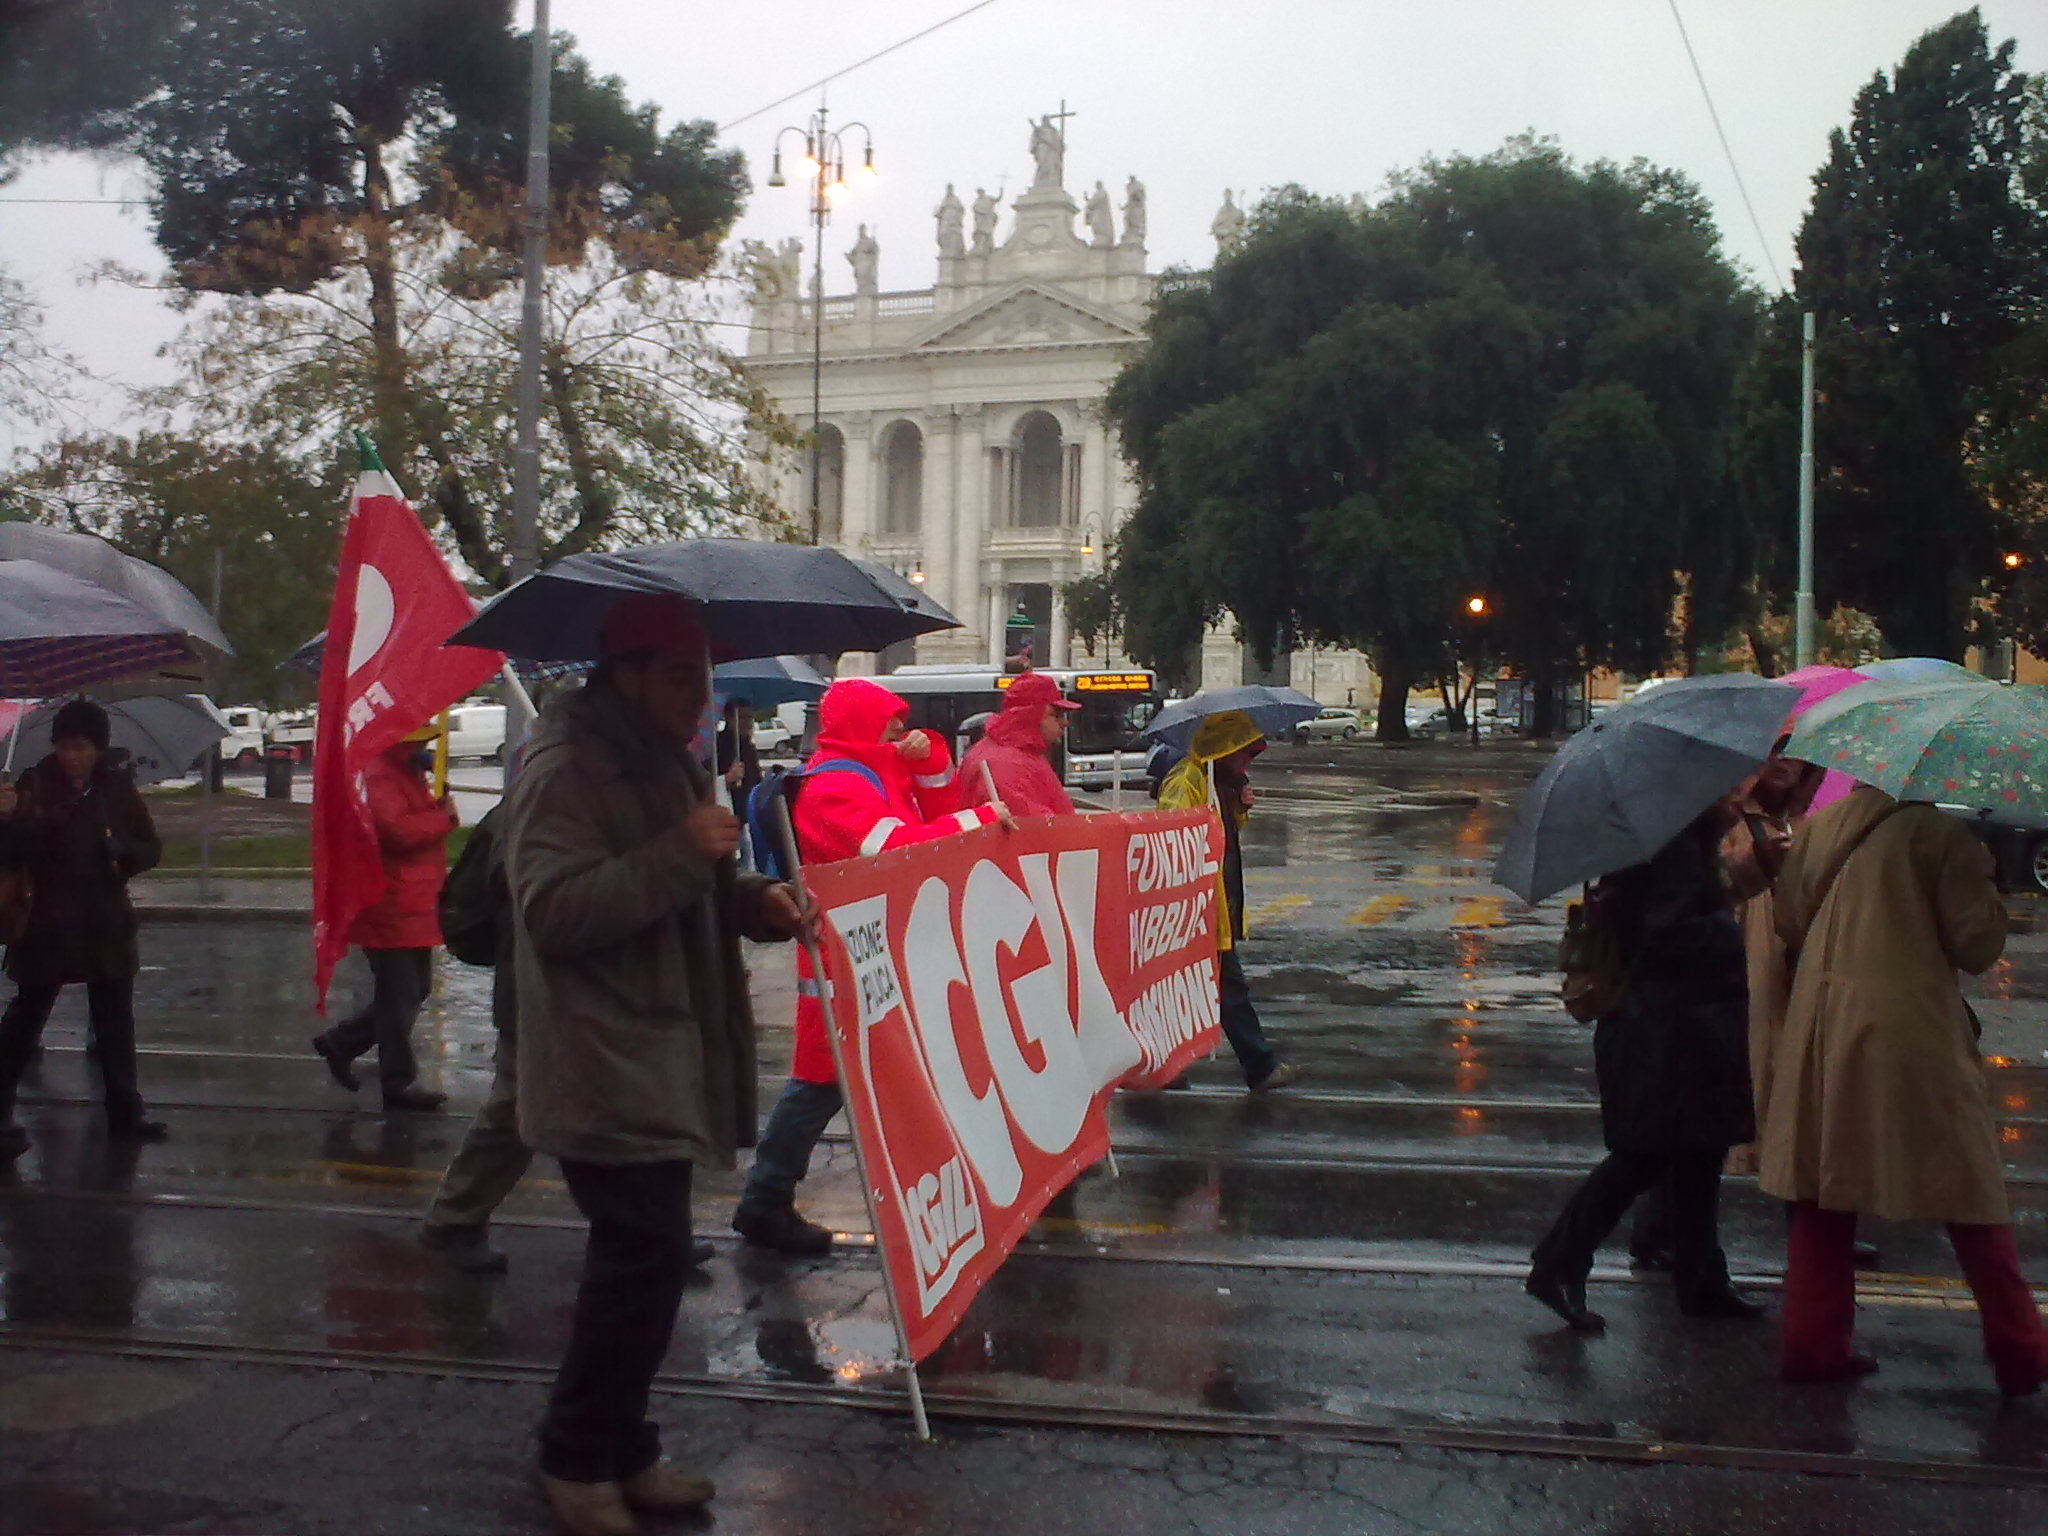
1218, 949, 1279, 1085
741, 1077, 843, 1211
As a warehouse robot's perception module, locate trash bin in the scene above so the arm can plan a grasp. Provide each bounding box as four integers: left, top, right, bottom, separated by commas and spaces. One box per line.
263, 745, 296, 800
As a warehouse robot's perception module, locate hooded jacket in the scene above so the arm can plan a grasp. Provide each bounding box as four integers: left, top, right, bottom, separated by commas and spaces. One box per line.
959, 675, 1075, 818
786, 676, 999, 1081
502, 682, 790, 1167
348, 742, 457, 951
1155, 711, 1265, 952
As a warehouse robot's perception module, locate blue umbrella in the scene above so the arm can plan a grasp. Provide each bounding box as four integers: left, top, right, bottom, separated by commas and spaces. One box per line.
1855, 656, 1980, 685
1493, 673, 1799, 904
712, 655, 828, 710
284, 629, 583, 684
1141, 684, 1320, 752
450, 540, 961, 663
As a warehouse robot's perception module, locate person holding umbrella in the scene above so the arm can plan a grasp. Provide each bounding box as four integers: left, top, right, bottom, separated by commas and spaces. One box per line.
1498, 674, 1797, 1331
1762, 673, 2048, 1390
0, 699, 167, 1156
1156, 711, 1297, 1093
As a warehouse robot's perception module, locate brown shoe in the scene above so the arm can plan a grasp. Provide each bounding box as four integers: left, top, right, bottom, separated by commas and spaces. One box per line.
1249, 1062, 1299, 1093
621, 1458, 715, 1512
536, 1472, 638, 1536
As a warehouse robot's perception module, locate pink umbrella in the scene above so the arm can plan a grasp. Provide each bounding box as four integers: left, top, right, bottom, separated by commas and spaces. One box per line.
1777, 665, 1868, 812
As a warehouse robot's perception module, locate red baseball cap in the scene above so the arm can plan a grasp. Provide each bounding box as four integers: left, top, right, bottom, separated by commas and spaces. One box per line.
1006, 671, 1080, 712
599, 593, 707, 659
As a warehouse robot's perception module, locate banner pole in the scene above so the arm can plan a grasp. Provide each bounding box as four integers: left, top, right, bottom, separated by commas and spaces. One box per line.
431, 709, 451, 799
770, 794, 934, 1443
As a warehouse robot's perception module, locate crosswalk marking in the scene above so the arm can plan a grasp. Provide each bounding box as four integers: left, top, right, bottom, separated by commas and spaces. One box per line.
1345, 894, 1409, 926
1245, 893, 1312, 924
1451, 895, 1505, 928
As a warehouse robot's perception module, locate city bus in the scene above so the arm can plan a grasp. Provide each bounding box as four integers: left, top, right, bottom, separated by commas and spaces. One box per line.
881, 665, 1161, 790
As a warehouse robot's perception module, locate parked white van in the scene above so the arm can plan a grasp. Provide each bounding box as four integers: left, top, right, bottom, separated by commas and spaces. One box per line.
444, 703, 507, 763
220, 707, 268, 766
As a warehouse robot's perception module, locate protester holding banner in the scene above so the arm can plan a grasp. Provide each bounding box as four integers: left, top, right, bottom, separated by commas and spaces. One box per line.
959, 670, 1079, 817
500, 593, 806, 1533
1156, 711, 1297, 1092
311, 723, 457, 1112
734, 676, 1006, 1256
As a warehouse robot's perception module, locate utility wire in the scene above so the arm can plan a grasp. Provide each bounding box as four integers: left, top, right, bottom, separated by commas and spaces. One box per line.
718, 0, 1002, 133
1665, 0, 1784, 291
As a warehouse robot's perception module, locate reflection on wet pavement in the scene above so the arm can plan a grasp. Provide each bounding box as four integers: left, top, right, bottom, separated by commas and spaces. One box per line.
7, 757, 2048, 1482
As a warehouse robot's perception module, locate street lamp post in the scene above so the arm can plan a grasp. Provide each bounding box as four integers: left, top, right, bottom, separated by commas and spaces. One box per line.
767, 104, 876, 546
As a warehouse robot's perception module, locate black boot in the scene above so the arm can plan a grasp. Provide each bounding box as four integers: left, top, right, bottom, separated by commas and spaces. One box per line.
1525, 1265, 1606, 1332
732, 1201, 833, 1255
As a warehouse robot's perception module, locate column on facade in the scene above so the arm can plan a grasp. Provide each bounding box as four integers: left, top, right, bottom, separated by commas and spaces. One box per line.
839, 414, 875, 549
1049, 565, 1072, 668
986, 581, 1007, 667
923, 411, 957, 627
952, 408, 987, 647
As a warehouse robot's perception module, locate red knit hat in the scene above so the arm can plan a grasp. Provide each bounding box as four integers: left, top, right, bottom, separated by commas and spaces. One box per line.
1005, 671, 1080, 713
599, 593, 706, 659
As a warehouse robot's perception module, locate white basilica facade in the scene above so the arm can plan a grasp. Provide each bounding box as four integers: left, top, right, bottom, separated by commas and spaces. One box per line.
743, 119, 1375, 705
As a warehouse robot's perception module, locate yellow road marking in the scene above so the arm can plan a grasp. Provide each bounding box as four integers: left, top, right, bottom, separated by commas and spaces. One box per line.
1346, 895, 1409, 926
1451, 896, 1505, 928
1246, 894, 1311, 924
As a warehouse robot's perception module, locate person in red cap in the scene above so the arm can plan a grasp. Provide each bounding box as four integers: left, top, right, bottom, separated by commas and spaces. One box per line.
959, 670, 1080, 818
733, 675, 1007, 1254
499, 590, 808, 1532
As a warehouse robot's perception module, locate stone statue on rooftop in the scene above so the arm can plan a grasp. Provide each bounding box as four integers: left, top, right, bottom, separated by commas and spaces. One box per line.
846, 224, 879, 296
1212, 190, 1246, 253
971, 188, 998, 255
1085, 181, 1115, 248
1121, 177, 1147, 247
935, 184, 966, 257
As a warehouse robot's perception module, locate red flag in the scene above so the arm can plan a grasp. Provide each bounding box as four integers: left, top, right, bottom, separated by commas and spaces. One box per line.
312, 470, 504, 1009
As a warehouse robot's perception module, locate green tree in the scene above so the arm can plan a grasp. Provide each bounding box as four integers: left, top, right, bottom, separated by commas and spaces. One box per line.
1794, 8, 2047, 659
0, 0, 763, 579
2, 433, 346, 704
1103, 143, 1754, 737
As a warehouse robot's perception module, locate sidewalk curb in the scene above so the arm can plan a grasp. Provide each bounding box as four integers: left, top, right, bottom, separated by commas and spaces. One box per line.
138, 904, 310, 924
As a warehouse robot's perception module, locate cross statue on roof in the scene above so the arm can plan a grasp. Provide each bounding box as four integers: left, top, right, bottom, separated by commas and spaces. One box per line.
1027, 101, 1075, 190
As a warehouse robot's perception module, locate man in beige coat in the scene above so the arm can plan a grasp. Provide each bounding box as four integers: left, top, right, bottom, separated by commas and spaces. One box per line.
1764, 784, 2048, 1391
503, 594, 806, 1535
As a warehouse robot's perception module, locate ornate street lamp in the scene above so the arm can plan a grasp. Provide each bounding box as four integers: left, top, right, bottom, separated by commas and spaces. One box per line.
767, 104, 877, 545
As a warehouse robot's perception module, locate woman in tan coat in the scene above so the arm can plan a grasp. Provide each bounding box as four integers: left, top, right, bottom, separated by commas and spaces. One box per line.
1764, 784, 2048, 1391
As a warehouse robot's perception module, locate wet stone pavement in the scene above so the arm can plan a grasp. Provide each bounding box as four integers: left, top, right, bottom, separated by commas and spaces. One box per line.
5, 750, 2048, 1533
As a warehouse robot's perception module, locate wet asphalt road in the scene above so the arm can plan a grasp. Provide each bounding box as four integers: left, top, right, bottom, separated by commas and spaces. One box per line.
7, 745, 2048, 1534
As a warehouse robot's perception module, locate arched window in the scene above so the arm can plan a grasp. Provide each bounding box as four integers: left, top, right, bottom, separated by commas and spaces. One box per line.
1015, 410, 1064, 527
881, 420, 924, 536
809, 424, 844, 541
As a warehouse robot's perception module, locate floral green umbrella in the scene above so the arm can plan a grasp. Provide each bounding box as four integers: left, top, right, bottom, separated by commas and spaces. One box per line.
1783, 675, 2048, 815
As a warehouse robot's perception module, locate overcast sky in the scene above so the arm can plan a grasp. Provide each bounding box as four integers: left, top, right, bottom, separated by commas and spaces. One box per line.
3, 0, 2045, 456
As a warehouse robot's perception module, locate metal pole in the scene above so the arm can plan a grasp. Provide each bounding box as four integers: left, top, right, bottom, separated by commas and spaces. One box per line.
770, 795, 932, 1441
504, 0, 550, 780
199, 547, 225, 903
808, 106, 828, 546
1795, 310, 1817, 671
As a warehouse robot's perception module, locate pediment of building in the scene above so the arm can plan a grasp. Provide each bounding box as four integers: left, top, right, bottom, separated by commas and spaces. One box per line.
914, 283, 1142, 352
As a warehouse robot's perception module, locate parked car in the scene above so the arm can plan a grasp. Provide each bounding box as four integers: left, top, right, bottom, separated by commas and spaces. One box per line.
1293, 707, 1363, 744
444, 702, 507, 763
1942, 803, 2048, 896
265, 708, 317, 761
220, 707, 267, 767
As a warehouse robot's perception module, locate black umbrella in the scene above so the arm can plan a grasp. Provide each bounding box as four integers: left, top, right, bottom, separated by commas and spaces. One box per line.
449, 540, 961, 663
285, 629, 584, 684
1492, 674, 1799, 904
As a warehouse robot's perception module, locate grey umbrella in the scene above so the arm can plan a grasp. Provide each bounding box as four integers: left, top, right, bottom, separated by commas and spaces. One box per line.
450, 540, 962, 663
0, 561, 203, 699
12, 693, 229, 784
1141, 684, 1321, 752
0, 523, 231, 689
1492, 674, 1799, 904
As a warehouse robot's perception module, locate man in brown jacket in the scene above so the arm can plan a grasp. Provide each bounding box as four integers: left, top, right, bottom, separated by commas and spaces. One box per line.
1764, 784, 2048, 1392
503, 594, 805, 1535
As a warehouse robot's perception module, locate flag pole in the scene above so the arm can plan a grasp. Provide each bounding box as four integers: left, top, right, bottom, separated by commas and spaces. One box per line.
431, 708, 452, 798
769, 794, 933, 1442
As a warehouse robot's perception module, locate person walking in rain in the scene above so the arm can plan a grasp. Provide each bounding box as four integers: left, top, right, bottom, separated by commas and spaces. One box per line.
502, 593, 807, 1532
1155, 711, 1296, 1093
1526, 797, 1764, 1331
0, 699, 166, 1155
1763, 782, 2048, 1391
732, 676, 1006, 1255
310, 721, 455, 1112
960, 670, 1080, 817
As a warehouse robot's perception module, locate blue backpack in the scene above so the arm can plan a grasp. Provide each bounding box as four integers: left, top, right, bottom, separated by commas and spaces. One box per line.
745, 758, 887, 879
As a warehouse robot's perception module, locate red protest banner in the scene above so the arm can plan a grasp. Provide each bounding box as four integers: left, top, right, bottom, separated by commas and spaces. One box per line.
311, 469, 503, 1009
802, 807, 1224, 1362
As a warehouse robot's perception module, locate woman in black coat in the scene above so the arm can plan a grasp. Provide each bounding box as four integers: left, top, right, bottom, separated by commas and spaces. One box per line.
1526, 804, 1761, 1331
0, 699, 165, 1158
